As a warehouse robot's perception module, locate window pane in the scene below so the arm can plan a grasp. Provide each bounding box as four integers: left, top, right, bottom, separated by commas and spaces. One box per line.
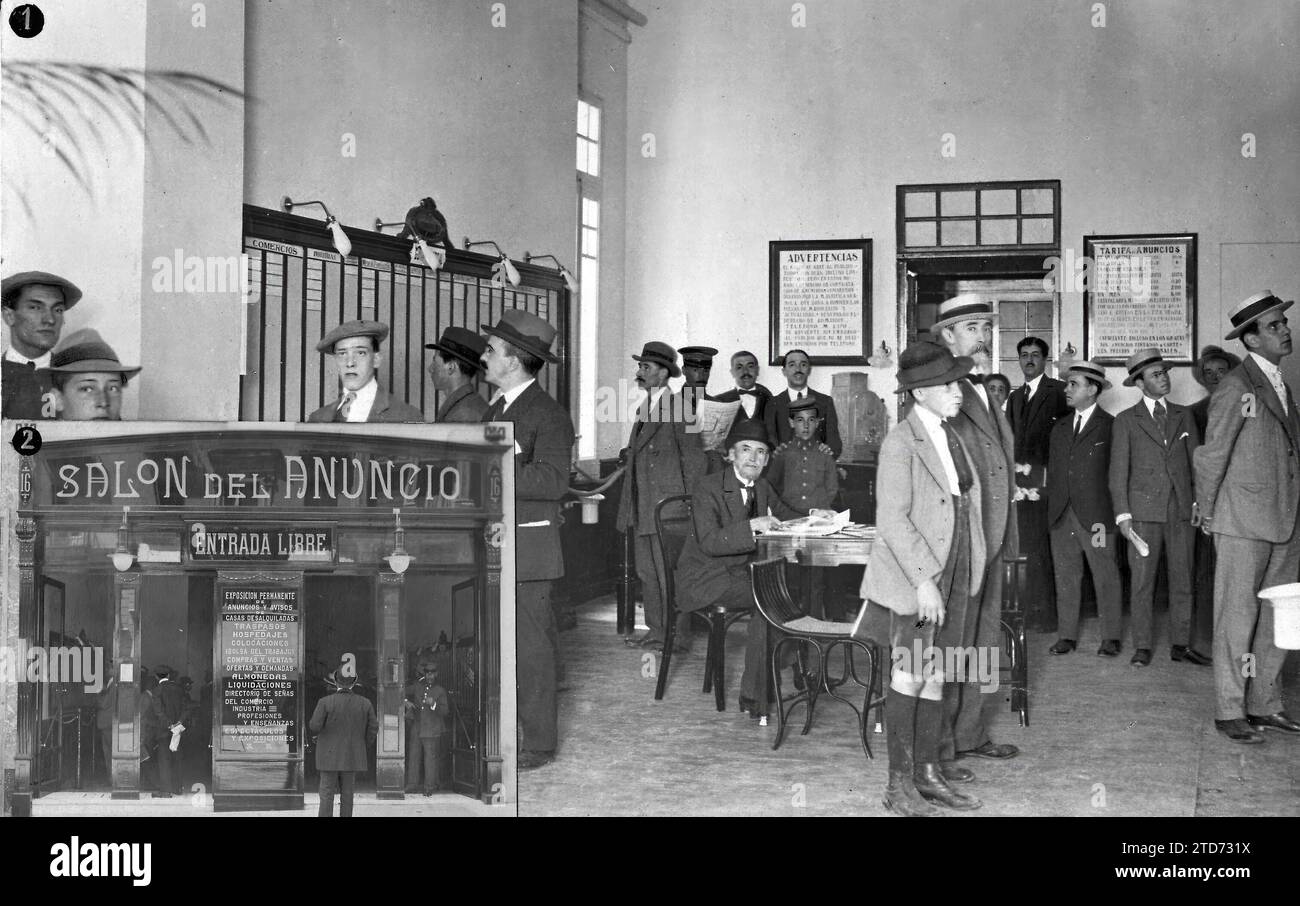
999, 301, 1026, 329
940, 219, 976, 245
1027, 301, 1054, 329
980, 219, 1017, 245
577, 100, 589, 138
904, 192, 935, 218
587, 105, 600, 142
980, 189, 1016, 215
576, 136, 586, 172
582, 198, 599, 227
940, 190, 976, 216
582, 227, 599, 257
904, 221, 937, 247
1020, 188, 1054, 214
1021, 217, 1054, 244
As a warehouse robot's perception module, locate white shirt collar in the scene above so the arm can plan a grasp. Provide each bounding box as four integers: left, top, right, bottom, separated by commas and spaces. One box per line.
649, 386, 668, 409
786, 387, 809, 402
1141, 394, 1167, 416
4, 347, 51, 369
1074, 403, 1098, 430
1025, 374, 1044, 396
1249, 352, 1282, 379
731, 466, 754, 489
491, 378, 536, 412
914, 403, 945, 433
340, 376, 379, 422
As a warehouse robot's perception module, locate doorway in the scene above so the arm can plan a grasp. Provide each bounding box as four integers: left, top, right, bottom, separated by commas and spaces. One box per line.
303, 575, 378, 789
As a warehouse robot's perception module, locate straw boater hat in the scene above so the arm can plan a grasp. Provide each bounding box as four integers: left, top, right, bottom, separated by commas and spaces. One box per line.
1192, 345, 1242, 387
724, 417, 772, 451
929, 293, 997, 336
1, 271, 83, 309
48, 328, 141, 376
678, 346, 718, 368
1224, 291, 1292, 341
480, 309, 559, 364
1122, 347, 1166, 387
425, 325, 486, 371
316, 319, 389, 353
1066, 360, 1112, 391
895, 341, 974, 392
631, 340, 681, 378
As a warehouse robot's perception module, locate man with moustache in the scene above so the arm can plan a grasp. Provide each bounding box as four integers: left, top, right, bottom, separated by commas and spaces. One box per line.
764, 349, 842, 457
2, 271, 81, 419
426, 325, 489, 422
479, 309, 575, 769
617, 341, 707, 650
1110, 348, 1208, 668
1007, 336, 1070, 632
307, 320, 423, 423
930, 293, 1019, 769
48, 329, 142, 421
1194, 291, 1300, 743
709, 350, 773, 473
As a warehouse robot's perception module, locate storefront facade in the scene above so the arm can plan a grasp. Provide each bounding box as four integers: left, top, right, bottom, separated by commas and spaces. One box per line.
2, 422, 515, 814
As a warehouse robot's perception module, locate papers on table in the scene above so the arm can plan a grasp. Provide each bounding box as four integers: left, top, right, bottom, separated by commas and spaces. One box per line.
765, 509, 863, 536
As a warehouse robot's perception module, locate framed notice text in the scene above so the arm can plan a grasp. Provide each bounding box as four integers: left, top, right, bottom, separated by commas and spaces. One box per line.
1083, 233, 1196, 363
769, 239, 872, 365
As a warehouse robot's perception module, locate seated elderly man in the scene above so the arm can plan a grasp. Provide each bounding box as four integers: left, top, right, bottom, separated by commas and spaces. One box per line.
674, 419, 835, 717
47, 328, 142, 421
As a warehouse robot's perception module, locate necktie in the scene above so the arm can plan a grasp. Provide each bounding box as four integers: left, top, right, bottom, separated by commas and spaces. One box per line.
1153, 400, 1167, 441
742, 484, 756, 517
335, 390, 356, 423
23, 361, 35, 371
1073, 414, 1082, 438
483, 396, 505, 421
940, 421, 973, 493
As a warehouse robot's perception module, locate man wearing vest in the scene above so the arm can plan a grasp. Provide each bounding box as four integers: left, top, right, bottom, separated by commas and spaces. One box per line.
1194, 291, 1300, 743
307, 320, 423, 423
1109, 347, 1209, 668
2, 270, 81, 419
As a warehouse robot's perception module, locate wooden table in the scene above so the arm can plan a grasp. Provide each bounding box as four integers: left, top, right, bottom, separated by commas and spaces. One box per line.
756, 530, 874, 567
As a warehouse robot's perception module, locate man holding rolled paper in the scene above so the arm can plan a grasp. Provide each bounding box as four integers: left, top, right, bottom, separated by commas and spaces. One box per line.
1109, 348, 1209, 668
1194, 291, 1300, 743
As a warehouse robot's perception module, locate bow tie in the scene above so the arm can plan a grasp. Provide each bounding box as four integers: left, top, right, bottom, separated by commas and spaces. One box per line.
737, 389, 757, 396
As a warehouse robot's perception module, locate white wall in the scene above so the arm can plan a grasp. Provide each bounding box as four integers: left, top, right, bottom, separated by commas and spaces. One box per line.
625, 0, 1300, 417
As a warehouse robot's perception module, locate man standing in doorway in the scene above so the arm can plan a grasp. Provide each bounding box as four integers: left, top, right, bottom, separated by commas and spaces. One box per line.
2, 270, 81, 419
480, 310, 574, 770
310, 666, 378, 816
150, 666, 186, 798
930, 293, 1020, 769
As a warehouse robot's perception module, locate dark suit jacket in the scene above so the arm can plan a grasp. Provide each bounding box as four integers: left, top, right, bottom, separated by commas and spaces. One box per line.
1007, 375, 1069, 487
765, 388, 842, 458
309, 688, 378, 772
1109, 398, 1199, 523
434, 383, 489, 423
617, 389, 707, 536
713, 383, 774, 429
2, 358, 53, 419
1194, 357, 1300, 543
948, 380, 1018, 563
674, 467, 801, 612
483, 380, 575, 582
1047, 407, 1116, 531
151, 679, 186, 738
307, 384, 424, 423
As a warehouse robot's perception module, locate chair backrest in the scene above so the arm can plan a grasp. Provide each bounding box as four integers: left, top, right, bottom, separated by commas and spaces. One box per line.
749, 557, 803, 628
654, 493, 694, 608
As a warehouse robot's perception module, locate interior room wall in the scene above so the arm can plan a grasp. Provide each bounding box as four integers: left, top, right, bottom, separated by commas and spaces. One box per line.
625, 0, 1299, 421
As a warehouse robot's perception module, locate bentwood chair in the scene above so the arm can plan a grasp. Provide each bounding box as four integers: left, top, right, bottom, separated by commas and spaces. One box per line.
750, 557, 884, 759
653, 493, 752, 709
1000, 552, 1029, 726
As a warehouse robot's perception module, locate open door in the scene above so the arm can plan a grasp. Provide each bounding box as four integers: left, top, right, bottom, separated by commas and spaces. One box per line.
448, 577, 480, 796
33, 578, 67, 795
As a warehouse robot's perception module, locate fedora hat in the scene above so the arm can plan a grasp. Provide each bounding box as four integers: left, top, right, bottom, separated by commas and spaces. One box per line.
2, 271, 83, 309
425, 325, 486, 371
1122, 347, 1167, 386
1066, 360, 1112, 391
724, 417, 772, 451
1193, 345, 1242, 387
895, 341, 974, 392
480, 309, 559, 363
631, 340, 680, 378
48, 328, 141, 375
679, 345, 718, 368
1224, 291, 1292, 340
316, 319, 390, 353
929, 293, 996, 336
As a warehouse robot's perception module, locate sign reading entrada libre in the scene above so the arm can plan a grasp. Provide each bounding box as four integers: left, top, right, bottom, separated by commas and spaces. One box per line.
189, 523, 334, 562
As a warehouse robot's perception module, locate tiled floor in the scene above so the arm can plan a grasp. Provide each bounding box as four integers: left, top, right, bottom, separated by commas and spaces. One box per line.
521, 596, 1299, 817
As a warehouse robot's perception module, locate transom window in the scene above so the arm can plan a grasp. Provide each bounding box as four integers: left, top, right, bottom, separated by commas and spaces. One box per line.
898, 180, 1060, 251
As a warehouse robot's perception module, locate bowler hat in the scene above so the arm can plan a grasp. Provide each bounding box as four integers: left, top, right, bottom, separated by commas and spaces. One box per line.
679, 345, 718, 368
1122, 347, 1167, 387
1066, 360, 1112, 391
1, 270, 82, 309
48, 328, 141, 376
724, 417, 772, 451
929, 293, 997, 335
425, 325, 486, 371
1224, 291, 1293, 341
316, 319, 390, 353
1193, 345, 1242, 387
480, 309, 559, 364
632, 341, 681, 378
895, 341, 974, 392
